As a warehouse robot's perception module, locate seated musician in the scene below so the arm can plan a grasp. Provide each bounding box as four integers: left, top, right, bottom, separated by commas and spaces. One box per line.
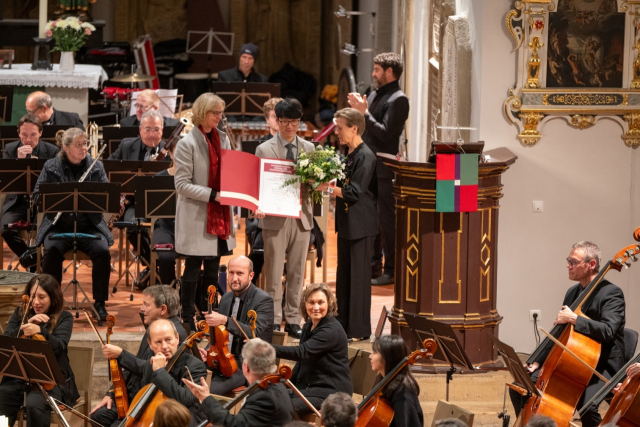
184, 338, 294, 427
200, 255, 274, 395
90, 285, 188, 427
272, 283, 353, 417
0, 114, 59, 269
119, 89, 180, 127
0, 274, 80, 427
509, 241, 626, 427
25, 91, 84, 128
369, 335, 424, 427
34, 128, 113, 321
320, 392, 357, 427
256, 97, 283, 142
153, 399, 192, 427
153, 142, 178, 285
218, 43, 267, 83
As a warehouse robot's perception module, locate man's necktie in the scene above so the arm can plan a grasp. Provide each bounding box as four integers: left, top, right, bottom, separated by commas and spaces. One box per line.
228, 296, 241, 351
286, 143, 294, 161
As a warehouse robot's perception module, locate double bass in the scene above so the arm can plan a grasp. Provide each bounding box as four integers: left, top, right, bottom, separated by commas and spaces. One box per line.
198, 286, 237, 377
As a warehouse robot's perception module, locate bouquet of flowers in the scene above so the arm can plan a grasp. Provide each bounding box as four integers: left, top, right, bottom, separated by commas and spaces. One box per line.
45, 17, 96, 52
284, 145, 346, 204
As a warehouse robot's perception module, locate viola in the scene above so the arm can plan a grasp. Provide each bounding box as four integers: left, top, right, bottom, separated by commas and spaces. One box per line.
199, 285, 237, 377
247, 310, 257, 339
355, 338, 438, 427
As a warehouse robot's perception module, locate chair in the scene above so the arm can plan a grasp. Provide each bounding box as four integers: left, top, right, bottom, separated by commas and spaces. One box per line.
273, 330, 288, 366
18, 345, 94, 427
431, 400, 474, 427
624, 328, 639, 363
348, 347, 378, 397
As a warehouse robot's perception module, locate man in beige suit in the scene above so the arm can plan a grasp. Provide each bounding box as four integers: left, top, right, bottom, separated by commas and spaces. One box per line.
254, 98, 314, 339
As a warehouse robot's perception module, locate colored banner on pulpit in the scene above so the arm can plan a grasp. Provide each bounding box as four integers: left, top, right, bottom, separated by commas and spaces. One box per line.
435, 154, 478, 212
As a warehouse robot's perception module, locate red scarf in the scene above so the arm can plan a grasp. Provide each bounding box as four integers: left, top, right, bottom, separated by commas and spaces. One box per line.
199, 126, 230, 239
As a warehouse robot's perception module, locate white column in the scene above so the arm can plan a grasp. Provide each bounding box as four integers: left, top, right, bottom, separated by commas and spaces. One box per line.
39, 0, 47, 38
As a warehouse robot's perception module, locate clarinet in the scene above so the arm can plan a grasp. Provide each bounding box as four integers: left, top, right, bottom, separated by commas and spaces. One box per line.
51, 144, 107, 225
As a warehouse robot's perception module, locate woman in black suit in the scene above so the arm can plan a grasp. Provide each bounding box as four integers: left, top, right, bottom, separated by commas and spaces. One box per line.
316, 108, 378, 340
369, 335, 423, 427
0, 274, 80, 427
272, 283, 353, 417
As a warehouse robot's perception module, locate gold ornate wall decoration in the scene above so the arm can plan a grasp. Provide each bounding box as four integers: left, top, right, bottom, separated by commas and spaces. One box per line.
632, 38, 640, 89
517, 111, 545, 145
406, 208, 420, 303
438, 213, 462, 304
480, 208, 491, 303
526, 36, 543, 89
623, 112, 640, 147
569, 115, 596, 130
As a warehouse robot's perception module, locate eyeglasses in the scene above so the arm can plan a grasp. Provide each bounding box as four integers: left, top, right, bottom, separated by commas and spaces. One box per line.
19, 132, 40, 139
278, 119, 300, 127
70, 141, 88, 149
142, 127, 162, 133
26, 106, 42, 115
209, 111, 224, 117
566, 258, 586, 267
134, 103, 153, 111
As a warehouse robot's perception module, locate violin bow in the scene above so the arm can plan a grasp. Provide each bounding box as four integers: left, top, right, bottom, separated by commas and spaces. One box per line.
230, 316, 250, 342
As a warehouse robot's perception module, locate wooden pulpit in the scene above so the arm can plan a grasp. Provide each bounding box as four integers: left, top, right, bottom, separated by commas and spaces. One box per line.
379, 147, 517, 368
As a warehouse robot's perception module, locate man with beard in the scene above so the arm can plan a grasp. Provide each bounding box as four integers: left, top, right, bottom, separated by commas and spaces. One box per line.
200, 255, 274, 395
347, 53, 409, 286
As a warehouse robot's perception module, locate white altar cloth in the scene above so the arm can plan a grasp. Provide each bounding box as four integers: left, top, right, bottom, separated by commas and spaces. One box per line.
0, 64, 108, 90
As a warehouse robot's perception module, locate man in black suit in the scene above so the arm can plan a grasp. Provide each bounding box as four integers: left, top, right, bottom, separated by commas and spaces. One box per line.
201, 255, 274, 395
119, 89, 180, 127
110, 109, 170, 279
92, 317, 205, 427
25, 91, 84, 128
218, 43, 267, 84
0, 114, 59, 267
184, 338, 294, 427
509, 241, 626, 427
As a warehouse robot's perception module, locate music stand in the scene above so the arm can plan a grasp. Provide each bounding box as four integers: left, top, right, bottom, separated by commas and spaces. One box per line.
211, 82, 281, 118
37, 182, 120, 323
374, 305, 391, 339
403, 312, 475, 401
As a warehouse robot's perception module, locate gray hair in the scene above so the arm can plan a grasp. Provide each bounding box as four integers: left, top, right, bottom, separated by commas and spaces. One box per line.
55, 127, 87, 159
33, 92, 53, 109
143, 285, 179, 317
241, 339, 276, 376
148, 318, 178, 339
435, 420, 469, 427
321, 392, 356, 427
526, 415, 557, 427
140, 109, 165, 126
572, 241, 601, 272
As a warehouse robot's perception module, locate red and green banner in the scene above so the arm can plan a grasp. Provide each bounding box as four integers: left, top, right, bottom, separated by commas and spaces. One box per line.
435, 154, 478, 212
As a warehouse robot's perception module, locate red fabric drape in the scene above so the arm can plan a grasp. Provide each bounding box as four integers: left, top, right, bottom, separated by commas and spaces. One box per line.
198, 126, 230, 239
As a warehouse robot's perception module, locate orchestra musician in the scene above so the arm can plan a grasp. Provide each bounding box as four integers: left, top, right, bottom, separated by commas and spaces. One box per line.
25, 91, 84, 128
90, 285, 188, 427
0, 274, 79, 427
34, 127, 113, 321
254, 98, 315, 339
369, 335, 424, 427
320, 392, 357, 427
201, 255, 274, 395
257, 97, 283, 142
272, 283, 353, 417
183, 338, 294, 427
0, 114, 59, 269
153, 142, 178, 285
119, 89, 180, 127
218, 43, 267, 83
153, 399, 192, 427
509, 241, 626, 427
174, 92, 236, 330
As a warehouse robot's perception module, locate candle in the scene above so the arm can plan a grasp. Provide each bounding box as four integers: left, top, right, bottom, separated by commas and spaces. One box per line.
0, 415, 8, 427
38, 0, 47, 38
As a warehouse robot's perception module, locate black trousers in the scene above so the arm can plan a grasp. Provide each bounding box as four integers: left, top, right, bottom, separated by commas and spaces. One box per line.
508, 367, 609, 427
90, 404, 121, 427
336, 235, 374, 338
153, 226, 176, 285
181, 256, 220, 321
124, 205, 151, 265
372, 177, 395, 276
291, 395, 323, 418
0, 208, 30, 259
41, 228, 111, 302
0, 378, 64, 427
209, 365, 247, 395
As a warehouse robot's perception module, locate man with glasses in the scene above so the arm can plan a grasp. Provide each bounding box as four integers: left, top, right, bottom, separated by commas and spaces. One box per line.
509, 241, 626, 427
254, 98, 314, 339
25, 91, 84, 128
110, 109, 171, 287
119, 89, 180, 127
0, 114, 59, 269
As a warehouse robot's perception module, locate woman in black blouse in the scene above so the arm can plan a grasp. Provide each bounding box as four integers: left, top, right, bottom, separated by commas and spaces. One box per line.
369, 335, 423, 427
316, 108, 379, 340
0, 274, 80, 427
272, 283, 353, 417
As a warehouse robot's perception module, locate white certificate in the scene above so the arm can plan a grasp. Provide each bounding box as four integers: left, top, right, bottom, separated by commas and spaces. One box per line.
258, 159, 301, 218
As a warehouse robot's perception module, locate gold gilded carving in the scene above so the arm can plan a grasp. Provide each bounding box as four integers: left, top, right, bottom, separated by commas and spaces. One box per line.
518, 111, 544, 145
506, 10, 524, 52
438, 213, 462, 304
407, 208, 419, 243
407, 244, 419, 266
623, 112, 640, 148
406, 208, 419, 303
406, 267, 418, 303
544, 93, 625, 106
504, 88, 522, 125
632, 38, 640, 89
480, 209, 491, 303
569, 115, 596, 130
526, 36, 543, 89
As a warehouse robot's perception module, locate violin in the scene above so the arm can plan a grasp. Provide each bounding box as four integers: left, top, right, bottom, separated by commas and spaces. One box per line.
83, 311, 129, 418
199, 285, 237, 377
118, 330, 205, 427
521, 234, 640, 426
355, 338, 438, 427
247, 310, 257, 339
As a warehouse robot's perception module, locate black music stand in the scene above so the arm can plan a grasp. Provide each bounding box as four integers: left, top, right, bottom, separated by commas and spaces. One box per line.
38, 182, 120, 323
403, 313, 475, 401
211, 82, 280, 118
135, 175, 176, 287
0, 335, 70, 426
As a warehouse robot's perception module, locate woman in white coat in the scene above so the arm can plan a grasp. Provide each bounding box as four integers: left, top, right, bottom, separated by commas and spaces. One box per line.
173, 93, 236, 329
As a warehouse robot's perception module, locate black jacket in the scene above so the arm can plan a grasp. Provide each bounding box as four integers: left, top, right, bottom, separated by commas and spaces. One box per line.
119, 115, 180, 128
108, 136, 169, 161
3, 309, 80, 405
1, 140, 59, 216
534, 279, 626, 375
33, 154, 113, 246
363, 80, 409, 179
273, 316, 353, 399
45, 109, 84, 129
218, 67, 267, 83
387, 383, 424, 427
335, 143, 379, 240
199, 382, 294, 427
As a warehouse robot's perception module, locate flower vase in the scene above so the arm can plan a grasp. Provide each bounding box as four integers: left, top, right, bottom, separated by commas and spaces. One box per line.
59, 51, 75, 73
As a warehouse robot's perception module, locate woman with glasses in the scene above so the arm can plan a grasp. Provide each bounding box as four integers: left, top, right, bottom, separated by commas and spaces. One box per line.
174, 92, 236, 331
34, 127, 113, 321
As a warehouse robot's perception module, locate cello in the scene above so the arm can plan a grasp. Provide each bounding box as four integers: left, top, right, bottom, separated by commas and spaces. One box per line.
83, 310, 129, 418
521, 236, 640, 426
198, 285, 237, 377
598, 365, 640, 426
355, 338, 438, 427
